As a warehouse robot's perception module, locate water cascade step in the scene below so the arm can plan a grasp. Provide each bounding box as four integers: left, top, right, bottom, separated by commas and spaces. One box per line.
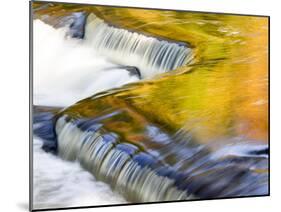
84, 14, 193, 78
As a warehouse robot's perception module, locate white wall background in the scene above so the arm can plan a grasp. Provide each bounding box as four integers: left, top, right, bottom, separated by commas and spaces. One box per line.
0, 0, 279, 211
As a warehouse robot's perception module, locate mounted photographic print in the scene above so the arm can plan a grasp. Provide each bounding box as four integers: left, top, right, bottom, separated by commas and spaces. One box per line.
30, 1, 269, 211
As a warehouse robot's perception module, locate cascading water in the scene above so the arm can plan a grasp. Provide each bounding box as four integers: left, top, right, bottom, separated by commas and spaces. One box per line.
33, 19, 140, 107
51, 112, 268, 202
32, 5, 268, 209
33, 137, 126, 208
33, 11, 195, 208
85, 14, 193, 78
34, 13, 193, 107
55, 116, 191, 202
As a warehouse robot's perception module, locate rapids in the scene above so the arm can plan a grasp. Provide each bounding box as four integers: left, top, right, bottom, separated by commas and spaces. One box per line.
32, 2, 269, 209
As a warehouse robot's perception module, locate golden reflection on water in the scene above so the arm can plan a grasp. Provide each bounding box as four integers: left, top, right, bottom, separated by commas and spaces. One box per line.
33, 3, 268, 144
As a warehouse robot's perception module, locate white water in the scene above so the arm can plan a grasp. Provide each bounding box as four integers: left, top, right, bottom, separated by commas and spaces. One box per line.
33, 20, 139, 107
85, 14, 193, 78
33, 16, 192, 107
32, 17, 192, 208
33, 20, 134, 208
33, 137, 127, 209
55, 116, 190, 202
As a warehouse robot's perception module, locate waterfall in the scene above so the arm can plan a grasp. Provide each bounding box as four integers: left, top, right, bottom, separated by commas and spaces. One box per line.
33, 14, 193, 107
55, 115, 191, 202
33, 137, 127, 209
33, 14, 196, 204
50, 113, 268, 202
84, 14, 193, 78
33, 11, 268, 204
33, 20, 140, 107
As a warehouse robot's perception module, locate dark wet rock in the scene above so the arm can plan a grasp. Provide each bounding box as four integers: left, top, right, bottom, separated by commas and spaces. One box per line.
123, 66, 142, 79
33, 106, 59, 154
68, 12, 87, 39
248, 147, 269, 156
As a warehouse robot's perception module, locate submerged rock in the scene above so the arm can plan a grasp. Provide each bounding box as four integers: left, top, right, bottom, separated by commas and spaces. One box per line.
33, 106, 61, 154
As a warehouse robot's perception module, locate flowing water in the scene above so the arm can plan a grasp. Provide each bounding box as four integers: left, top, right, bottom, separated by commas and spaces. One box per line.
33, 137, 126, 208
33, 10, 192, 208
34, 20, 140, 107
32, 2, 269, 209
